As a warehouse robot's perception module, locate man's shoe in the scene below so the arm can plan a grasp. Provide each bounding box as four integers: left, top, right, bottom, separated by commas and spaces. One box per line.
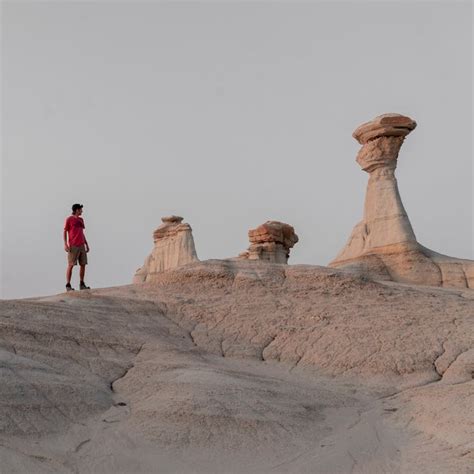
80, 282, 91, 290
66, 283, 75, 292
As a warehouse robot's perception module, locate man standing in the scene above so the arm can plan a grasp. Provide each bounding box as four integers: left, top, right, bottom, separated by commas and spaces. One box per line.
64, 203, 90, 291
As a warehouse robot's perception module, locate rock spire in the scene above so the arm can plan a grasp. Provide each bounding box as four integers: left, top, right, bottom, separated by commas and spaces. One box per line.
133, 216, 198, 283
330, 113, 474, 289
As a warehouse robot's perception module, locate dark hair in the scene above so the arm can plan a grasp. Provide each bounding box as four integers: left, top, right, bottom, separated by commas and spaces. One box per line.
71, 203, 83, 214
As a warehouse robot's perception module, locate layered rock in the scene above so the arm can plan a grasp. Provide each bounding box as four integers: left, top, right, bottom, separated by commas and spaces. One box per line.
133, 216, 198, 282
238, 221, 298, 263
330, 113, 474, 289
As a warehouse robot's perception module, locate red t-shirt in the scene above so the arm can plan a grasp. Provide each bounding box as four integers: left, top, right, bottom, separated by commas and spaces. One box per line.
64, 216, 86, 247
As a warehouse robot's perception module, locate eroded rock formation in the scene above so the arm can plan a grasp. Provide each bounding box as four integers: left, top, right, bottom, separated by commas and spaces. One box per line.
238, 221, 298, 263
134, 216, 198, 282
330, 113, 474, 289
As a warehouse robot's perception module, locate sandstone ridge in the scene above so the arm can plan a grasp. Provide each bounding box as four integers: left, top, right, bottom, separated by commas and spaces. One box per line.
1, 260, 473, 473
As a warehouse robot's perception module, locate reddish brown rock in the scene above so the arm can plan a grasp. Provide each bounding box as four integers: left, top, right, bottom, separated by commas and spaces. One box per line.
353, 113, 416, 145
239, 221, 298, 263
353, 114, 417, 175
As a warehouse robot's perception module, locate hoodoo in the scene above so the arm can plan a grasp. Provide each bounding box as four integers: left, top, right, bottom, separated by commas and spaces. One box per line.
134, 216, 198, 283
238, 221, 298, 263
330, 113, 474, 289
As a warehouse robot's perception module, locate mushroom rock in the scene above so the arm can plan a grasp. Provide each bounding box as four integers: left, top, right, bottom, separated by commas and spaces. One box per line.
133, 216, 198, 283
239, 221, 299, 263
329, 113, 474, 289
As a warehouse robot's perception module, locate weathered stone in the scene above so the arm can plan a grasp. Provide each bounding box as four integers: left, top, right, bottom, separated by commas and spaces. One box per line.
134, 216, 198, 282
2, 260, 474, 472
239, 221, 298, 263
330, 113, 474, 289
353, 113, 416, 144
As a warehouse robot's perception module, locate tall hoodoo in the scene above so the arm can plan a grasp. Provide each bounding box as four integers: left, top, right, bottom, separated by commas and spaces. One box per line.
133, 215, 198, 283
334, 114, 418, 260
239, 221, 298, 263
330, 113, 474, 289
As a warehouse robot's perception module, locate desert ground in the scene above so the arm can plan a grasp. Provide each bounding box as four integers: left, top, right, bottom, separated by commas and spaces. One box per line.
1, 260, 473, 473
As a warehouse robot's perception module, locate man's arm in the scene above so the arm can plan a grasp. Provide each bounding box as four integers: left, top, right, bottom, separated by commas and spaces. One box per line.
63, 230, 70, 252
84, 235, 90, 252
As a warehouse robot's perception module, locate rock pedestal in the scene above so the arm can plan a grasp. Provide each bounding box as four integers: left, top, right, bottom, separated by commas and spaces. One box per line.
239, 221, 298, 263
134, 216, 198, 283
330, 114, 474, 289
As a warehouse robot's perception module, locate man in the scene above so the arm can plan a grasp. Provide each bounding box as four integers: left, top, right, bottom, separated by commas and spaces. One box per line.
63, 203, 91, 291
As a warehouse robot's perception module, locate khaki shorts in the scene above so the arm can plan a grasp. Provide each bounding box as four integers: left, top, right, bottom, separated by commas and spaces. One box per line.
68, 245, 88, 266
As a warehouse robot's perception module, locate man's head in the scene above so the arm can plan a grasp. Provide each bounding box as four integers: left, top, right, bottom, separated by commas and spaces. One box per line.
71, 203, 83, 216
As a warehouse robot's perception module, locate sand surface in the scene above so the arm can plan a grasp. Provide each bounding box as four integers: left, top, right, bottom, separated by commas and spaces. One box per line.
1, 260, 473, 473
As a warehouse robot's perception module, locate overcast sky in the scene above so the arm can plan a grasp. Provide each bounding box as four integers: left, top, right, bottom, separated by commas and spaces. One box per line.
1, 1, 472, 299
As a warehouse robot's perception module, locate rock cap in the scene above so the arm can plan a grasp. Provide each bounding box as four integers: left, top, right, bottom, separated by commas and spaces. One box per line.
153, 216, 191, 241
248, 221, 299, 249
161, 215, 184, 224
353, 113, 417, 144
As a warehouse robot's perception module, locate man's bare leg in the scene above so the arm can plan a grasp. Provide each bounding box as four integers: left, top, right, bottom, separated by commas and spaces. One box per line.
79, 265, 90, 289
80, 265, 86, 282
66, 264, 74, 285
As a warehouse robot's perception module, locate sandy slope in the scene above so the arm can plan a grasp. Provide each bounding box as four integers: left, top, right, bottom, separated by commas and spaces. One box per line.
0, 260, 473, 473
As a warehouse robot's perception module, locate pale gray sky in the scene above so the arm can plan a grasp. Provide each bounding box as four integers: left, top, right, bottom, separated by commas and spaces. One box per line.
1, 1, 472, 299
